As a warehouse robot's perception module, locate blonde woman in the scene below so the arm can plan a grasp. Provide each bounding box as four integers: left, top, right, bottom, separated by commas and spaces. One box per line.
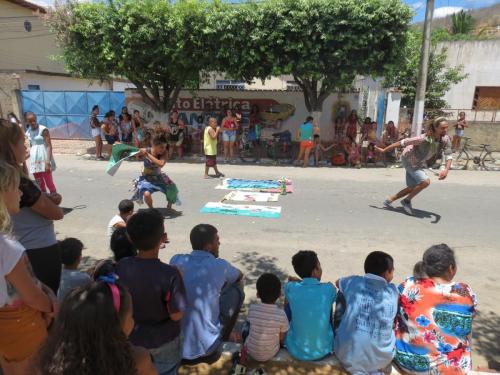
0, 161, 57, 375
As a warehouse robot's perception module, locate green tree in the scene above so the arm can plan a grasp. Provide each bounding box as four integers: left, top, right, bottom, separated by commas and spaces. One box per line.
384, 30, 467, 109
212, 0, 412, 116
46, 0, 212, 113
451, 10, 475, 35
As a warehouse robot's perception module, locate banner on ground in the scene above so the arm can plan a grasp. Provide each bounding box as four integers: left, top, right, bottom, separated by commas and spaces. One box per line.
215, 178, 293, 193
222, 191, 279, 202
200, 202, 281, 219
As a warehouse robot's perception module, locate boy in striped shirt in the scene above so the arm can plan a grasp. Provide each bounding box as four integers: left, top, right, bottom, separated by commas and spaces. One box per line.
244, 273, 289, 362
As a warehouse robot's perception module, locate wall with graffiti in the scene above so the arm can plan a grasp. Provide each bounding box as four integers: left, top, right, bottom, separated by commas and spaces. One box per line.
125, 89, 359, 141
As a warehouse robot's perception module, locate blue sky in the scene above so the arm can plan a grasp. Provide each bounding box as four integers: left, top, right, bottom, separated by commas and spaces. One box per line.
33, 0, 500, 23
406, 0, 500, 22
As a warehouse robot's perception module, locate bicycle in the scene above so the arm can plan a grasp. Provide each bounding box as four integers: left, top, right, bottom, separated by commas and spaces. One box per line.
455, 137, 500, 171
264, 131, 294, 165
238, 128, 260, 163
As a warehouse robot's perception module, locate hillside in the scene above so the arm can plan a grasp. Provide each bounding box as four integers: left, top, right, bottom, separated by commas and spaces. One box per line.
416, 3, 500, 39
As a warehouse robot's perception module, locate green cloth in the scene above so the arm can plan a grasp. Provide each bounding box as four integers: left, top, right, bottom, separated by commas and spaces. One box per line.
106, 144, 140, 176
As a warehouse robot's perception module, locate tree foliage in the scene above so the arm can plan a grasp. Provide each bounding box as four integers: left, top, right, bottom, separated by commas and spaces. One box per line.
215, 0, 413, 114
451, 10, 475, 35
46, 0, 213, 113
47, 0, 412, 115
384, 30, 467, 109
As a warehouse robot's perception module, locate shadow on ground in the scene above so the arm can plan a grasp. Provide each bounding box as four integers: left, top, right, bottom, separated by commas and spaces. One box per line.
369, 205, 441, 224
236, 251, 288, 287
137, 207, 183, 219
474, 311, 500, 370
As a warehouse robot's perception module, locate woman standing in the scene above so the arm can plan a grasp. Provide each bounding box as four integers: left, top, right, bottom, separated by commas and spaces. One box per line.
24, 112, 57, 193
395, 244, 477, 375
90, 105, 104, 160
221, 109, 238, 163
0, 161, 57, 375
0, 118, 64, 294
101, 111, 120, 157
120, 113, 133, 144
346, 110, 359, 144
132, 110, 145, 148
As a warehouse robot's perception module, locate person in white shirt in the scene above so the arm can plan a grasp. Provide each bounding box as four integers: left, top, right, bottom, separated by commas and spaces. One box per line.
107, 199, 134, 237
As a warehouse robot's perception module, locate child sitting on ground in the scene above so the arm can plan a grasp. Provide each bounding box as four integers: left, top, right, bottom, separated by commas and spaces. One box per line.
244, 273, 289, 362
116, 209, 186, 375
285, 250, 337, 361
345, 141, 361, 168
334, 251, 398, 375
57, 237, 92, 302
107, 199, 134, 237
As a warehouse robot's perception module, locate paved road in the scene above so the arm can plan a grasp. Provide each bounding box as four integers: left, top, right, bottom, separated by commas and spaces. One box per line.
53, 155, 500, 368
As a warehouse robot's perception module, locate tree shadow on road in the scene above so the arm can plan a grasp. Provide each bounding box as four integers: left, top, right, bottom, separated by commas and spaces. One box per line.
236, 250, 288, 287
473, 311, 500, 371
369, 205, 441, 224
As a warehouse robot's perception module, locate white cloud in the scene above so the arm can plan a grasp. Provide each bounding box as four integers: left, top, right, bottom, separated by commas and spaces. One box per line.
433, 6, 467, 19
411, 1, 424, 11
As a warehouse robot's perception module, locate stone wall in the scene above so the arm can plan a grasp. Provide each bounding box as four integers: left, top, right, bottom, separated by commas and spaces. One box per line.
464, 122, 500, 150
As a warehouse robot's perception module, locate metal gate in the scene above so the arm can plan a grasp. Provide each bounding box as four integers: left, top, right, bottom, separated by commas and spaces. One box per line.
21, 90, 125, 139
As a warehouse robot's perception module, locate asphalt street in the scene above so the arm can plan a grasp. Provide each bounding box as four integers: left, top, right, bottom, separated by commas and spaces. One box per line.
52, 155, 500, 368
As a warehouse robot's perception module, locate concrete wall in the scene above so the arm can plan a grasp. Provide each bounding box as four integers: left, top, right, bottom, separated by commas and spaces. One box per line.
19, 72, 113, 91
0, 0, 66, 73
439, 40, 500, 110
125, 89, 359, 141
200, 72, 294, 90
462, 122, 500, 150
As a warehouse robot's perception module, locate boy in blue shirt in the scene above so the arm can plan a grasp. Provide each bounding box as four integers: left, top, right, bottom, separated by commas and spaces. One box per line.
334, 251, 398, 375
285, 250, 336, 361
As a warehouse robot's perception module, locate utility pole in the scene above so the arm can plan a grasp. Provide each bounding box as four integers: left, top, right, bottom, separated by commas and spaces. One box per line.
411, 0, 435, 136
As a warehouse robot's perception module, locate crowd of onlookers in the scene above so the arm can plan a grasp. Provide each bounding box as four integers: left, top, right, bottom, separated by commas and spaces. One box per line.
87, 105, 416, 168
0, 110, 476, 375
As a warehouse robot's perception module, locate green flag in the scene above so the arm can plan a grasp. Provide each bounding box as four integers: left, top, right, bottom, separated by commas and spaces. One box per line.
106, 144, 140, 176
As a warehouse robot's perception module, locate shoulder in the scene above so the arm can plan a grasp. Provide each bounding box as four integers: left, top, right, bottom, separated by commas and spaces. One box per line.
169, 253, 190, 267
322, 281, 337, 296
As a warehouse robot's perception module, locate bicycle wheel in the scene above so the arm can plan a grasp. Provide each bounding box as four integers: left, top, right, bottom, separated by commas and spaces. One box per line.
454, 150, 470, 170
239, 143, 258, 163
481, 151, 500, 171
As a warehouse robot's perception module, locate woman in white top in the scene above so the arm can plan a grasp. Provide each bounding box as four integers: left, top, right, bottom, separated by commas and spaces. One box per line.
0, 160, 57, 375
24, 112, 57, 193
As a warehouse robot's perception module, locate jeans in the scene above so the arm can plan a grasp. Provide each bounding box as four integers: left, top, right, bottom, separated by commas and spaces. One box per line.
150, 336, 182, 375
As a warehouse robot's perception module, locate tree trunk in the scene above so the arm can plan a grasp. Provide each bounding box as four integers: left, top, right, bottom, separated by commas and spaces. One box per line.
294, 74, 330, 119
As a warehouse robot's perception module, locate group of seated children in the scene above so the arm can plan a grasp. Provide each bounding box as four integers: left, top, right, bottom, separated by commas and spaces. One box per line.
34, 204, 476, 375
241, 246, 476, 375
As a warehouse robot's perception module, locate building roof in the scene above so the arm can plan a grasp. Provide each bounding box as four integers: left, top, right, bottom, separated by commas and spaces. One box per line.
6, 0, 47, 13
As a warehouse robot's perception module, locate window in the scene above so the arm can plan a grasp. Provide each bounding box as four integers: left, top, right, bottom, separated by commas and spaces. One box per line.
27, 84, 41, 90
286, 80, 301, 91
216, 80, 245, 90
472, 86, 500, 110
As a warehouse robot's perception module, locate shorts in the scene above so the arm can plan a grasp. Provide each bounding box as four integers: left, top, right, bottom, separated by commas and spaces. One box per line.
105, 134, 118, 145
404, 162, 429, 187
300, 140, 314, 151
222, 131, 236, 142
91, 128, 101, 138
455, 129, 464, 137
205, 154, 217, 167
0, 305, 47, 362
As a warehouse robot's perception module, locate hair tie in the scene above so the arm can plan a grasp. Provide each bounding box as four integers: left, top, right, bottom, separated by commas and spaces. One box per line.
97, 274, 121, 313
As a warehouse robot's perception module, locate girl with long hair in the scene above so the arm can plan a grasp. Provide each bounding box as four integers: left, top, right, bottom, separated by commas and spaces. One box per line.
37, 277, 156, 375
0, 161, 56, 375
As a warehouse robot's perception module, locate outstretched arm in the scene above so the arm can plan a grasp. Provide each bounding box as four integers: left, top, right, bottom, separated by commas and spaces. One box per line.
375, 141, 401, 154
